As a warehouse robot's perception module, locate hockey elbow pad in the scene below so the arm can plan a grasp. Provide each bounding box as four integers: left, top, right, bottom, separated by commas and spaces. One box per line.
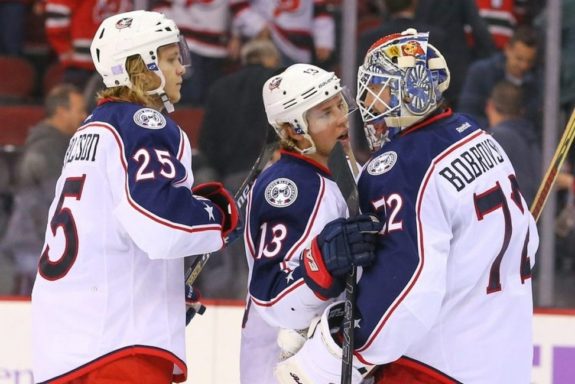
192, 182, 239, 239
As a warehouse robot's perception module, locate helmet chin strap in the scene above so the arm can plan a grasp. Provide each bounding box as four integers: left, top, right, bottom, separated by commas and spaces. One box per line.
145, 70, 175, 113
296, 132, 317, 155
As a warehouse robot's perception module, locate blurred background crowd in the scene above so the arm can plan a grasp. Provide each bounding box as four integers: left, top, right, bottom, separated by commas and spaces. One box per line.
0, 0, 573, 308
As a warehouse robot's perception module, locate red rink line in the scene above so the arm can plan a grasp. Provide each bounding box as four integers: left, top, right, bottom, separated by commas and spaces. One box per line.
0, 295, 246, 307
0, 296, 573, 314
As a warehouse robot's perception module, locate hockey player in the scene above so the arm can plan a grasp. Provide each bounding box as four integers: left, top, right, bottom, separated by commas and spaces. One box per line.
240, 63, 382, 383
275, 29, 539, 384
31, 10, 238, 384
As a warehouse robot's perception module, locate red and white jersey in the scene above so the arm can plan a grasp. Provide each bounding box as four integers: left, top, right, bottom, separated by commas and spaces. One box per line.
231, 0, 334, 63
152, 0, 231, 58
31, 101, 225, 383
240, 150, 347, 383
45, 0, 133, 69
465, 0, 522, 50
355, 110, 538, 383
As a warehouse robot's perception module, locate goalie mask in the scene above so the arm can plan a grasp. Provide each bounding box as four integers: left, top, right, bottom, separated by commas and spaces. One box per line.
90, 10, 191, 113
263, 63, 356, 155
356, 29, 450, 150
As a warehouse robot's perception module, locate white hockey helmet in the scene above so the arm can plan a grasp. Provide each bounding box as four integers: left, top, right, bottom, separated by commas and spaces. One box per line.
90, 10, 191, 112
263, 63, 351, 154
357, 28, 450, 150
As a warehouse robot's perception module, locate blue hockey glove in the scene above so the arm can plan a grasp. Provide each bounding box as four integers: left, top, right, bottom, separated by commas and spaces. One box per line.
185, 283, 206, 325
192, 182, 239, 239
301, 214, 382, 299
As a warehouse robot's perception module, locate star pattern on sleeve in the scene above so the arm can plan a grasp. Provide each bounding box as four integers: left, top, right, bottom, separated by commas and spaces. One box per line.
286, 270, 295, 283
203, 203, 215, 221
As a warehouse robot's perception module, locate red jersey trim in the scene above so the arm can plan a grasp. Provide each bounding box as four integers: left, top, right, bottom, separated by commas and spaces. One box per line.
37, 345, 187, 384
400, 109, 454, 137
280, 149, 331, 175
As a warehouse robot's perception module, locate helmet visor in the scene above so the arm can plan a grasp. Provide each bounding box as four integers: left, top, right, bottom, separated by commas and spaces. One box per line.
177, 35, 192, 79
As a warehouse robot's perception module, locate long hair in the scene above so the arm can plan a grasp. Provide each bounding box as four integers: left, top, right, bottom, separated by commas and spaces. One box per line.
97, 54, 162, 108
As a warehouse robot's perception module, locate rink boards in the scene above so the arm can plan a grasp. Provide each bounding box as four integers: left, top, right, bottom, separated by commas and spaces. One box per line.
0, 298, 573, 384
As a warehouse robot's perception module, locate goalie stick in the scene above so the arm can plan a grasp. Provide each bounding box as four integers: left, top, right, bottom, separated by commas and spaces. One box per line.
531, 108, 575, 222
184, 139, 278, 323
327, 141, 359, 384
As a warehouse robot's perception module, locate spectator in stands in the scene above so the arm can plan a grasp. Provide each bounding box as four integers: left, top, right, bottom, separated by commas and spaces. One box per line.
44, 0, 133, 88
486, 80, 540, 205
196, 38, 280, 299
230, 0, 335, 67
0, 0, 28, 56
459, 25, 540, 130
358, 0, 447, 85
416, 0, 496, 106
152, 0, 233, 106
0, 84, 86, 295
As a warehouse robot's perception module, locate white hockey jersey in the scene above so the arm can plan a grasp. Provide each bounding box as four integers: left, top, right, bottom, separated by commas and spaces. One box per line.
153, 0, 231, 58
231, 0, 334, 63
31, 101, 225, 383
241, 150, 348, 383
356, 110, 538, 384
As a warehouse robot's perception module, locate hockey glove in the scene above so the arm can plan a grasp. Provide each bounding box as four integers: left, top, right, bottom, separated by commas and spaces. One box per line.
185, 283, 206, 325
275, 302, 371, 384
192, 182, 239, 239
301, 214, 382, 299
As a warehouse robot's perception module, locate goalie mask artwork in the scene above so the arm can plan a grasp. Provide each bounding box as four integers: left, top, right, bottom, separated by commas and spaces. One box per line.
356, 28, 450, 150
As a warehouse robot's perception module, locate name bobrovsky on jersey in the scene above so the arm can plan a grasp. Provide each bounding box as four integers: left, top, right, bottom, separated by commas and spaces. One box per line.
64, 133, 100, 165
438, 136, 505, 192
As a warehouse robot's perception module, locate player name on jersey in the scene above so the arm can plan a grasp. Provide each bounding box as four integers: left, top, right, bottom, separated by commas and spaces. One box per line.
64, 133, 100, 165
439, 136, 505, 192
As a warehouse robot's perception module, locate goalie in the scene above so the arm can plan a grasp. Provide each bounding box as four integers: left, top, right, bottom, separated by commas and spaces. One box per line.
275, 29, 539, 384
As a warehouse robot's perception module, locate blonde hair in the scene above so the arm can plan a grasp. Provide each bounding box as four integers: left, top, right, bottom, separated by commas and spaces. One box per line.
97, 54, 162, 108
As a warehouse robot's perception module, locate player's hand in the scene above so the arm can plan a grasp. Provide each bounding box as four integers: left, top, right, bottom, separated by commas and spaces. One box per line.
185, 283, 205, 325
301, 214, 382, 299
192, 182, 239, 239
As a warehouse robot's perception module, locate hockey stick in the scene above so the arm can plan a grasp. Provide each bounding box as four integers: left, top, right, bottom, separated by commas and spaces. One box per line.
184, 139, 278, 323
327, 141, 359, 384
530, 108, 575, 222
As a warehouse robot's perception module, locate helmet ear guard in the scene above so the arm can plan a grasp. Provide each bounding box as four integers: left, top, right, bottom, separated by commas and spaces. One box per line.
356, 28, 450, 150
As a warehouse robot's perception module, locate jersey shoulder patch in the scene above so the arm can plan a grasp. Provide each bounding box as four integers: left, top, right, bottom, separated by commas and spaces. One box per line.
133, 108, 167, 129
264, 178, 298, 208
367, 151, 398, 176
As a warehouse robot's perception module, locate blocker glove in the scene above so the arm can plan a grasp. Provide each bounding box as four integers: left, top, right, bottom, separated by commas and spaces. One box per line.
301, 214, 382, 299
192, 182, 239, 239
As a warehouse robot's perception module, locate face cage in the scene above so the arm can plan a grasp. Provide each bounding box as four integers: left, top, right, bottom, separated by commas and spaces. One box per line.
357, 69, 401, 151
357, 70, 401, 123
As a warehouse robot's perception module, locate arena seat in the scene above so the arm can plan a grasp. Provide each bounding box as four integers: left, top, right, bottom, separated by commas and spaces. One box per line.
0, 56, 36, 102
42, 61, 66, 96
0, 105, 45, 147
170, 107, 204, 148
